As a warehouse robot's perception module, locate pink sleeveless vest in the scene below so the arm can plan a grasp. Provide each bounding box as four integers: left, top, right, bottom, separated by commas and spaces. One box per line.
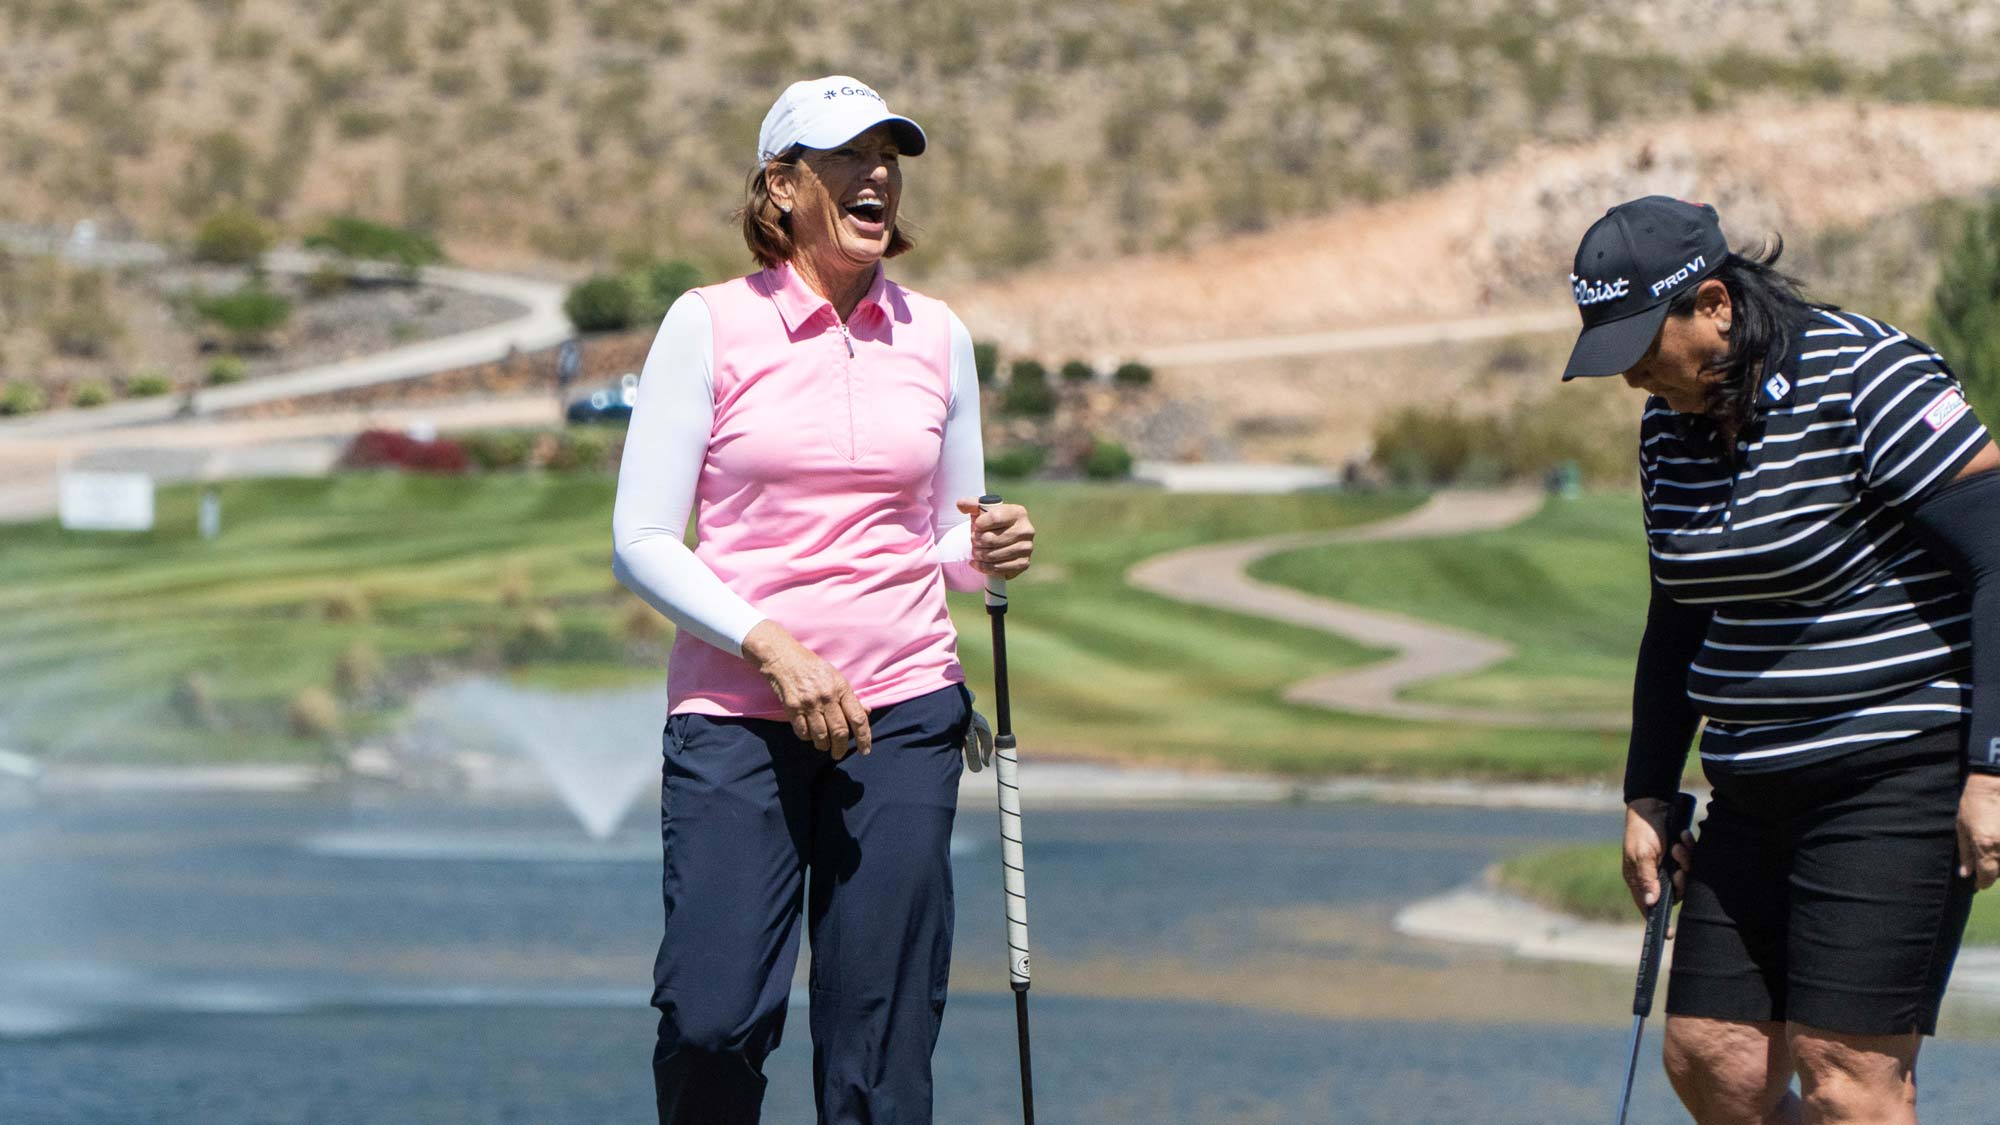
666, 262, 964, 718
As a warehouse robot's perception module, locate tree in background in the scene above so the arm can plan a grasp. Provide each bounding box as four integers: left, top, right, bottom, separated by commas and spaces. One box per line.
1928, 195, 2000, 421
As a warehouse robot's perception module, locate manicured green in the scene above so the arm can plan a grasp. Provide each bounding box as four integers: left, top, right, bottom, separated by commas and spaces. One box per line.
1250, 493, 1649, 713
0, 477, 1424, 770
1498, 842, 2000, 946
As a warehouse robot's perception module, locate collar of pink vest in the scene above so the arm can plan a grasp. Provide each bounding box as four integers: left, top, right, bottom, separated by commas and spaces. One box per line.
757, 260, 899, 334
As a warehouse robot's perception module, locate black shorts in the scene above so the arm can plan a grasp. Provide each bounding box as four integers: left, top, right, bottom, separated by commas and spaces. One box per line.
1666, 724, 1976, 1036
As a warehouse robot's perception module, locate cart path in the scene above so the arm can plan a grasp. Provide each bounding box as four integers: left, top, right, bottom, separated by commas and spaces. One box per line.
1126, 490, 1628, 729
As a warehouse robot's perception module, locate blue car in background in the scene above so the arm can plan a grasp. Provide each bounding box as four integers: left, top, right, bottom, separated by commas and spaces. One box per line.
565, 373, 638, 425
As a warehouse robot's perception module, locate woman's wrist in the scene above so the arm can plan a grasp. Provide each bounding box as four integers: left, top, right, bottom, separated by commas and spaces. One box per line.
740, 619, 790, 668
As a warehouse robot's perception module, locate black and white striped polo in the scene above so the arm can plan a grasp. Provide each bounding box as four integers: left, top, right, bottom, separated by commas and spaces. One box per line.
1641, 308, 1992, 774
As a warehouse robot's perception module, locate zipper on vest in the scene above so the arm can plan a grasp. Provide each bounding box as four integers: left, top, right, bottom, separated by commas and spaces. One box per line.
838, 322, 855, 357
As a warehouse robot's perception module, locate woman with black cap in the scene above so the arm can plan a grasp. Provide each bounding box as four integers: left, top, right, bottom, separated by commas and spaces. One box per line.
1565, 196, 2000, 1124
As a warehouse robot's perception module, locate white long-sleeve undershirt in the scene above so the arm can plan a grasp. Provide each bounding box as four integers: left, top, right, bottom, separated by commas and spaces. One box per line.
611, 292, 985, 658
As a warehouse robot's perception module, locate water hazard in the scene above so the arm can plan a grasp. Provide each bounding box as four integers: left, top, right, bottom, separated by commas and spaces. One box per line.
8, 787, 2000, 1122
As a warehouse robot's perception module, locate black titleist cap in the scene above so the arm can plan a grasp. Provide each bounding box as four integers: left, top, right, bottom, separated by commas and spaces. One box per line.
1562, 196, 1730, 380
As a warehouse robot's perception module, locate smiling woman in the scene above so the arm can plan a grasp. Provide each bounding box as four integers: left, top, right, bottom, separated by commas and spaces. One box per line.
608, 76, 1037, 1125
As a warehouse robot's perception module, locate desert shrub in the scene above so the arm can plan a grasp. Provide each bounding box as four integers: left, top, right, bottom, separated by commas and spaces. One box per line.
507, 0, 555, 36
335, 109, 396, 140
985, 444, 1047, 480
69, 379, 110, 407
0, 381, 47, 415
1060, 359, 1095, 383
1112, 361, 1154, 386
206, 355, 247, 385
1002, 359, 1055, 416
192, 204, 273, 265
429, 64, 480, 98
973, 340, 1000, 385
125, 371, 173, 397
45, 270, 121, 357
196, 286, 291, 350
1082, 437, 1134, 480
565, 274, 637, 332
304, 216, 443, 274
505, 50, 551, 98
1371, 390, 1633, 487
338, 429, 471, 474
176, 130, 257, 216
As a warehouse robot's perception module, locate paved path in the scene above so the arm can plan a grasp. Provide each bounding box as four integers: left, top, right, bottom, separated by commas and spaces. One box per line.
0, 247, 569, 441
1132, 306, 1574, 368
1127, 489, 1628, 729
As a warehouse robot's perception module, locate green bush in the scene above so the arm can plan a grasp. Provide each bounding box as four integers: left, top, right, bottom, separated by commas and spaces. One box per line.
1371, 388, 1633, 488
462, 430, 535, 471
207, 355, 248, 385
973, 340, 1000, 386
197, 286, 292, 350
565, 274, 638, 333
1082, 437, 1134, 480
125, 371, 174, 397
636, 259, 704, 322
69, 379, 110, 407
1002, 359, 1055, 416
1060, 359, 1095, 382
1928, 195, 2000, 423
1113, 361, 1154, 386
0, 381, 47, 415
985, 444, 1047, 480
192, 205, 274, 265
304, 216, 443, 275
547, 428, 614, 472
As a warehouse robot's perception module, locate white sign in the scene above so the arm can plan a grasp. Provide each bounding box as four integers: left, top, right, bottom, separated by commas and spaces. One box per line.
59, 471, 155, 531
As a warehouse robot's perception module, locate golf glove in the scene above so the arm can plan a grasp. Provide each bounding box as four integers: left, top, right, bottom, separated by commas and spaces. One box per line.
964, 697, 994, 772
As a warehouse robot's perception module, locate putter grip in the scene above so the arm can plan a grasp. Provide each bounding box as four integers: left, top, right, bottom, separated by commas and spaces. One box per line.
994, 732, 1031, 986
979, 494, 1007, 609
1631, 791, 1698, 1016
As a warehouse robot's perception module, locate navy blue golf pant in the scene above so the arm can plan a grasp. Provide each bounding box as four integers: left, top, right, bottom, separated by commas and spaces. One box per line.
651, 683, 969, 1125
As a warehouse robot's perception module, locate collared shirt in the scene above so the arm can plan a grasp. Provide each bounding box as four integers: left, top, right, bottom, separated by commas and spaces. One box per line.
1642, 309, 1991, 774
612, 262, 984, 719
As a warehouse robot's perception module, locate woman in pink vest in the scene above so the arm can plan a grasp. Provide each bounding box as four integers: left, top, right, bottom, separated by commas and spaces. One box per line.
612, 76, 1036, 1124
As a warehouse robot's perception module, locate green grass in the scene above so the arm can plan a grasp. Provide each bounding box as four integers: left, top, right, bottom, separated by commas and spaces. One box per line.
0, 475, 1662, 779
1249, 493, 1649, 713
1498, 842, 2000, 946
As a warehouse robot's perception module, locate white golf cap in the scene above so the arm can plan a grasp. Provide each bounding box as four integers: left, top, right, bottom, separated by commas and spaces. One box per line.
756, 76, 927, 164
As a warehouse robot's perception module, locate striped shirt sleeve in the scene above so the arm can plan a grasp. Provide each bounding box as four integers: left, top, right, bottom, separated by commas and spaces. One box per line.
1847, 336, 1992, 509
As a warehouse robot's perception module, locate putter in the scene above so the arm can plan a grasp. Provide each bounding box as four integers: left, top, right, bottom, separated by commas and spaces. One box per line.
1615, 790, 1699, 1125
980, 493, 1035, 1125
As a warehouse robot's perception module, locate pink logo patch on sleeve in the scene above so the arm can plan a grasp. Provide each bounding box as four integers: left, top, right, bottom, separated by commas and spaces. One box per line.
1922, 389, 1971, 432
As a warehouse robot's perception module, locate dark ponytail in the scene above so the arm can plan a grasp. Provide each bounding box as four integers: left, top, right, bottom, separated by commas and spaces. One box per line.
1667, 236, 1830, 442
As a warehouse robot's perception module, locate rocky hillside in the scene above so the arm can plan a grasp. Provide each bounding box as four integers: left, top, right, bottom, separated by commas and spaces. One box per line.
3, 0, 1999, 280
